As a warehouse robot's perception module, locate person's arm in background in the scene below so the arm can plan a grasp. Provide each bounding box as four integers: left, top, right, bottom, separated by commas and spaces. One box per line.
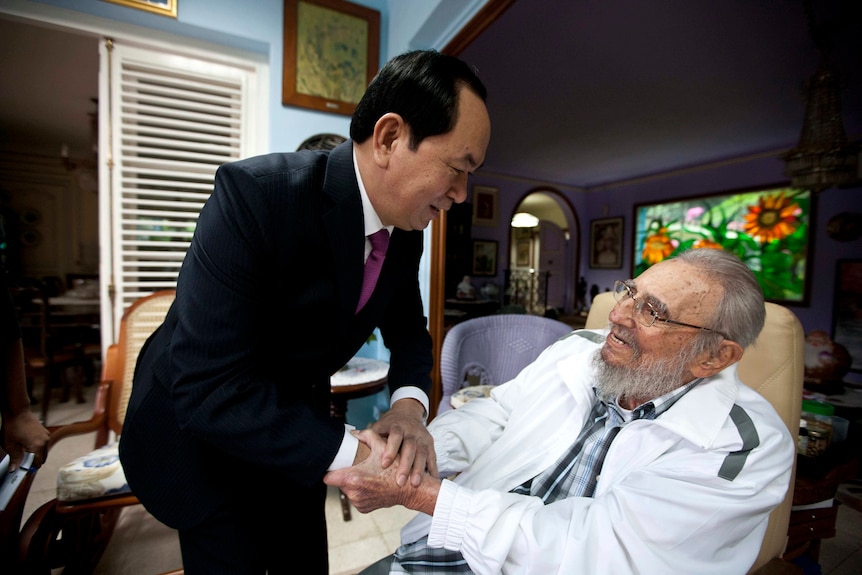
1, 216, 50, 471
2, 335, 50, 471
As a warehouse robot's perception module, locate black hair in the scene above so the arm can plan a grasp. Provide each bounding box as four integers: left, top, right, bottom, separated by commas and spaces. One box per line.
349, 49, 487, 149
296, 133, 347, 151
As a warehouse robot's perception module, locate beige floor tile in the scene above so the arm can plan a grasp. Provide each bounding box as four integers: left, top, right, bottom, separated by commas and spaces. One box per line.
95, 505, 182, 575
381, 529, 403, 553
326, 486, 382, 547
329, 536, 392, 575
370, 504, 418, 533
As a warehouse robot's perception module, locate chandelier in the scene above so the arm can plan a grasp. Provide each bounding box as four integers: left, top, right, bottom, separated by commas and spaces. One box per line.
782, 0, 859, 192
782, 63, 859, 191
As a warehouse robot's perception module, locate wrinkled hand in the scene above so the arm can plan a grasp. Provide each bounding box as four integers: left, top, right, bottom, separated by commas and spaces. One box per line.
368, 398, 437, 487
3, 410, 50, 471
324, 429, 440, 515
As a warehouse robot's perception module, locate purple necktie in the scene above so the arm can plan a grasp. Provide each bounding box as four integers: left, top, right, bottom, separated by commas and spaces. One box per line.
356, 229, 390, 312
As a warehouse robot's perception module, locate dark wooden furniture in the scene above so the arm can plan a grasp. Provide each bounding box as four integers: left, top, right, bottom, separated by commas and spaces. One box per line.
45, 294, 102, 391
785, 456, 859, 562
443, 202, 473, 302
783, 404, 861, 564
10, 280, 91, 423
443, 298, 501, 334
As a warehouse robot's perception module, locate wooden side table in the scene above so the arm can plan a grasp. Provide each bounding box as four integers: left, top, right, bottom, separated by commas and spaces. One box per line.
330, 357, 389, 521
783, 445, 860, 562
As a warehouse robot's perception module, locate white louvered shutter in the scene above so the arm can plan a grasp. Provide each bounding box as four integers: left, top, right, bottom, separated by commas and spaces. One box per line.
100, 39, 265, 344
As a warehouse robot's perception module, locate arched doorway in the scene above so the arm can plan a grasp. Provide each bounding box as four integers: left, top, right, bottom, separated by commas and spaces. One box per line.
507, 188, 579, 318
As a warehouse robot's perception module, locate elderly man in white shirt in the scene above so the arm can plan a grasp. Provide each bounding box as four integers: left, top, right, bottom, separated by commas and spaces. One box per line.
326, 248, 794, 575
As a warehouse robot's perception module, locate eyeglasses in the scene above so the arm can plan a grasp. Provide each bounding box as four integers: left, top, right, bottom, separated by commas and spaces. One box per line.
612, 280, 729, 339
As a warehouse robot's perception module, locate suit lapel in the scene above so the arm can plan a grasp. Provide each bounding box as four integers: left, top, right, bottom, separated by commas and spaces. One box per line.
321, 142, 367, 328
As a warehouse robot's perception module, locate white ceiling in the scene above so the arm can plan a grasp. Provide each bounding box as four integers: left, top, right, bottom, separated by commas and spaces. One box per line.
1, 1, 860, 191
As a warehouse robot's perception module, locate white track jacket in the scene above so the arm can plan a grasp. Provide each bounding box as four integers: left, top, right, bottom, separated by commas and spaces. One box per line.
401, 329, 794, 575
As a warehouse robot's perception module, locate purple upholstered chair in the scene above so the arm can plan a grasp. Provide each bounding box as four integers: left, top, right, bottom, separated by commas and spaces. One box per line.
438, 314, 572, 414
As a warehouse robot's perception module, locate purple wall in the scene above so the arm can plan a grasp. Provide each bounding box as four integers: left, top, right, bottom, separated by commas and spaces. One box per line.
469, 154, 862, 383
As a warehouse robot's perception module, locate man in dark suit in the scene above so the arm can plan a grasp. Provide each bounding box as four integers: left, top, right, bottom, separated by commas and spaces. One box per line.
119, 49, 491, 575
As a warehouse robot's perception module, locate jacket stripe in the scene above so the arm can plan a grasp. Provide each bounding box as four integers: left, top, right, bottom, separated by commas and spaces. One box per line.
719, 404, 760, 481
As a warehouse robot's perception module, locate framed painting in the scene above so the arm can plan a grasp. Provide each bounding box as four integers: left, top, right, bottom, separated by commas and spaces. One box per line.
102, 0, 177, 17
472, 240, 498, 276
515, 238, 531, 267
282, 0, 380, 116
590, 217, 623, 269
472, 185, 499, 227
832, 259, 862, 373
633, 185, 812, 304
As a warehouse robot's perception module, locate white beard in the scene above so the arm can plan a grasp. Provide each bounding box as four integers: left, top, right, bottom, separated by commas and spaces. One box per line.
592, 339, 697, 405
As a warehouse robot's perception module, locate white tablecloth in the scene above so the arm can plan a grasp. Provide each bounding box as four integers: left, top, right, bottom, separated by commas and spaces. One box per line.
331, 357, 389, 387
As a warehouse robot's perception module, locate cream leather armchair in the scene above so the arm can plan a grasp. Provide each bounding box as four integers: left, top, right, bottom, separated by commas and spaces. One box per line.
585, 291, 804, 574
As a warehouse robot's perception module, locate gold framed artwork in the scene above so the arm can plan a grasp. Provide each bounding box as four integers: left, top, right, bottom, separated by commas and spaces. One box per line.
472, 185, 498, 227
515, 238, 531, 267
282, 0, 380, 116
590, 217, 623, 269
102, 0, 177, 18
472, 240, 498, 276
832, 259, 862, 373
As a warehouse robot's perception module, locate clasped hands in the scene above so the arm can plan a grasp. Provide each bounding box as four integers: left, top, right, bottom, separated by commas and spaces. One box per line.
324, 400, 441, 516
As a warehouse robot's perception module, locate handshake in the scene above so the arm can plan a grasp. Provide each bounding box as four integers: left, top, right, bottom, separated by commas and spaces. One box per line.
324, 400, 441, 518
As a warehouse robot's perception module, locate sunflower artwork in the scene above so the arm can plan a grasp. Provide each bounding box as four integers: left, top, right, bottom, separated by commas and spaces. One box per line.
634, 187, 811, 303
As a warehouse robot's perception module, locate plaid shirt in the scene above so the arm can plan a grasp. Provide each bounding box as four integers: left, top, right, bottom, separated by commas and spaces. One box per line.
389, 379, 704, 574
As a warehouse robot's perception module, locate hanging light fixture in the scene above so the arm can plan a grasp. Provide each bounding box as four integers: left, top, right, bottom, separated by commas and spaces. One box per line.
782, 0, 859, 192
511, 212, 539, 228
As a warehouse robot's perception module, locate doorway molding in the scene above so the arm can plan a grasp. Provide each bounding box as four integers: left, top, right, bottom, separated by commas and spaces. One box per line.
510, 187, 580, 315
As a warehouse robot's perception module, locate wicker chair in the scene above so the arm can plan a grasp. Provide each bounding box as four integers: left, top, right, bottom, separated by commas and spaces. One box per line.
438, 314, 572, 415
18, 290, 175, 574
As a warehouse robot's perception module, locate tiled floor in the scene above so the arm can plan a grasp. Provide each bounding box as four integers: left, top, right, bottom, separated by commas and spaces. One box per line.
19, 383, 862, 575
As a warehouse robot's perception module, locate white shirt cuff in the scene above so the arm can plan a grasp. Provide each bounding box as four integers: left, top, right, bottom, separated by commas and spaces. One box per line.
391, 385, 430, 422
328, 424, 358, 471
428, 479, 470, 549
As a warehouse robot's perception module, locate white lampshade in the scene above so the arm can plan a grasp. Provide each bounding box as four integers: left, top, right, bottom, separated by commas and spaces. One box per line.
511, 212, 539, 228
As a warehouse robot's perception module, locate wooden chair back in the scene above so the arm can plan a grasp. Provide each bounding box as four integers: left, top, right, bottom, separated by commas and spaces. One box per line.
111, 289, 177, 435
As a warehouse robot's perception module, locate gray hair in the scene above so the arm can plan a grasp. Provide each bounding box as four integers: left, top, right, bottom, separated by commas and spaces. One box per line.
672, 249, 765, 350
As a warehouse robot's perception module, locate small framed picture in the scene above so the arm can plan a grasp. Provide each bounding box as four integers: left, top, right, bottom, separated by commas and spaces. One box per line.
472, 185, 498, 227
472, 240, 498, 276
590, 217, 623, 269
515, 238, 531, 267
832, 259, 862, 373
102, 0, 177, 18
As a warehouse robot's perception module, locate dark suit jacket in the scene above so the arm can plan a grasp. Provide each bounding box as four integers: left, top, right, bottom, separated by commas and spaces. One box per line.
119, 141, 433, 530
